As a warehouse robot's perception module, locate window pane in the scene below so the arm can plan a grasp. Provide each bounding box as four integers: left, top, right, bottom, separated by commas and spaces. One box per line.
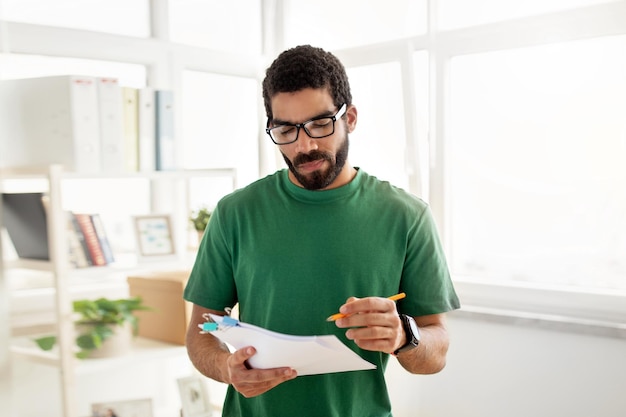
284, 0, 426, 50
448, 36, 626, 291
413, 51, 430, 199
1, 0, 150, 37
169, 0, 262, 54
0, 54, 147, 87
347, 62, 409, 191
439, 0, 618, 30
181, 71, 259, 188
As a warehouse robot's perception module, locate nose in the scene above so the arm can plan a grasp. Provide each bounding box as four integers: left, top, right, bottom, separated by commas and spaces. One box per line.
294, 127, 319, 153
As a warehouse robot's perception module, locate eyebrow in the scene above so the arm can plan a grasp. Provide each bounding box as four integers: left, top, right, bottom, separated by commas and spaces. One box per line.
270, 108, 336, 126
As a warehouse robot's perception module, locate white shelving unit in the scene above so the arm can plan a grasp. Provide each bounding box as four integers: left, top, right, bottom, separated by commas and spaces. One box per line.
1, 164, 236, 417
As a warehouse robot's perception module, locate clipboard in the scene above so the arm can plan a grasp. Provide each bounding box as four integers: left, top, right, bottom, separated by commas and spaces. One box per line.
200, 314, 376, 376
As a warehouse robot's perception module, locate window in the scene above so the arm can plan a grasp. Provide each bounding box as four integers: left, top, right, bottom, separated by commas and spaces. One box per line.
347, 62, 410, 191
1, 0, 150, 37
438, 0, 617, 30
181, 71, 259, 187
448, 35, 626, 291
169, 0, 262, 54
283, 0, 427, 51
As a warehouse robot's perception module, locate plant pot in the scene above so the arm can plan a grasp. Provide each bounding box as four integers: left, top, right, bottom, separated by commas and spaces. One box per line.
197, 230, 205, 244
75, 322, 132, 359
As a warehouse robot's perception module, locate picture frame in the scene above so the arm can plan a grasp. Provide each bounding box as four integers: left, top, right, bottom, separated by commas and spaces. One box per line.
177, 376, 212, 417
91, 398, 153, 417
133, 215, 175, 256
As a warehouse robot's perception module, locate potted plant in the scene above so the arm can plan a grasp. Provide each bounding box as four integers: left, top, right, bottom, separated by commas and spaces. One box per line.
34, 297, 149, 359
189, 206, 212, 242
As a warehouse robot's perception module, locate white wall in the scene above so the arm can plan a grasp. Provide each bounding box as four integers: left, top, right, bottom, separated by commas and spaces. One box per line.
387, 313, 626, 417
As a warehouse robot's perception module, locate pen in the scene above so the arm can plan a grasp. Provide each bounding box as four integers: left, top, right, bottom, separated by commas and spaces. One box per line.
325, 292, 407, 321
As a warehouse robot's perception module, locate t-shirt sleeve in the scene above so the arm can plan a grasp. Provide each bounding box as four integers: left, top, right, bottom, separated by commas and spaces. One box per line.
183, 203, 237, 311
399, 204, 460, 317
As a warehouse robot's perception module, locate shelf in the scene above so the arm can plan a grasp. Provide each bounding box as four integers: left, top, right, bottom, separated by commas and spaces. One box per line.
0, 166, 237, 183
11, 344, 60, 367
2, 164, 236, 417
11, 336, 186, 372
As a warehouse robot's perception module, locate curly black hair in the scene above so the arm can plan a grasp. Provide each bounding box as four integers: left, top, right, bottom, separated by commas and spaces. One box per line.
262, 45, 352, 120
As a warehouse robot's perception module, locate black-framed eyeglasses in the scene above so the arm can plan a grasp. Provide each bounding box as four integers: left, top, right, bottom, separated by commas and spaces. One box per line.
265, 103, 347, 145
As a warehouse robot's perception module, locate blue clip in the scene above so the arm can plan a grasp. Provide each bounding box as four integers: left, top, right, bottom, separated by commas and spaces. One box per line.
222, 316, 239, 327
201, 322, 218, 332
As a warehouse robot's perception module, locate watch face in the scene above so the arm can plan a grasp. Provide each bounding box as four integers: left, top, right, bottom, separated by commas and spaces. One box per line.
407, 316, 420, 343
394, 314, 420, 355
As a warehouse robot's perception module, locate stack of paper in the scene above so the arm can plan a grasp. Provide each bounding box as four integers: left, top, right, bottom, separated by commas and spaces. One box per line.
202, 314, 376, 376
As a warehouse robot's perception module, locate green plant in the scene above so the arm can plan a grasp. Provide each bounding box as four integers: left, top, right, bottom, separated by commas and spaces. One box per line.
190, 206, 212, 232
34, 297, 150, 359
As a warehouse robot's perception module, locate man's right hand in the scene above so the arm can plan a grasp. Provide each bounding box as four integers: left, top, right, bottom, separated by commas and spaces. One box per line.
226, 346, 297, 397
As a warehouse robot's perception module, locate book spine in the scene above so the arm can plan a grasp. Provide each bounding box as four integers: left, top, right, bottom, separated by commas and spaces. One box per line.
69, 213, 94, 266
66, 211, 90, 268
138, 87, 156, 172
72, 213, 107, 266
69, 76, 102, 173
90, 213, 115, 264
97, 77, 125, 173
122, 87, 139, 172
155, 90, 176, 171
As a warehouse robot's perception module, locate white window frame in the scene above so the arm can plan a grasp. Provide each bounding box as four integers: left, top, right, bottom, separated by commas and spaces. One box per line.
326, 1, 626, 327
1, 0, 625, 327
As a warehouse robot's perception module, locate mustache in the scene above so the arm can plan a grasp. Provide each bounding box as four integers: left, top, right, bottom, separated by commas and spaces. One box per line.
293, 150, 332, 166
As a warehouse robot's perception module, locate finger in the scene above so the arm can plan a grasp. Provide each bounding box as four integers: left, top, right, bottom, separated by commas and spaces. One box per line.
339, 296, 397, 316
227, 347, 297, 398
230, 346, 257, 370
337, 311, 397, 328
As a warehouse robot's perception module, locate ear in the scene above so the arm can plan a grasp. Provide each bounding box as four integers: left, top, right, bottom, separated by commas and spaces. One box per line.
345, 104, 358, 133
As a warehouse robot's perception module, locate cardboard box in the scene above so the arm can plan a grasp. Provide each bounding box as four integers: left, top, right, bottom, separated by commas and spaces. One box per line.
127, 270, 192, 345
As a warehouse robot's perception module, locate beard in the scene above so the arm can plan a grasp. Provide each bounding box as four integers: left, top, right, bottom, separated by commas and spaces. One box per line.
282, 135, 350, 190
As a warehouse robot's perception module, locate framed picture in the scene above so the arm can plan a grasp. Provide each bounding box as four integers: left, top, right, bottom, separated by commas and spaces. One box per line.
91, 398, 153, 417
177, 376, 212, 417
133, 215, 175, 256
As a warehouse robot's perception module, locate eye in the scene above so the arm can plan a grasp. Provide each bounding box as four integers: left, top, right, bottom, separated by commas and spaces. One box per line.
276, 125, 296, 135
310, 118, 332, 128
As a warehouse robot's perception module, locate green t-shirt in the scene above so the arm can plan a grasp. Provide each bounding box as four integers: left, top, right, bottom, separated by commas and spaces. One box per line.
184, 168, 459, 417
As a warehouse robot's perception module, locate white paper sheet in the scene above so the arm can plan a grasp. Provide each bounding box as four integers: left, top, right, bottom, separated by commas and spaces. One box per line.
205, 314, 376, 376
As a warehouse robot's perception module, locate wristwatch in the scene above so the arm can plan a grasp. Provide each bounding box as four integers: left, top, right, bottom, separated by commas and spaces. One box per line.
393, 314, 420, 355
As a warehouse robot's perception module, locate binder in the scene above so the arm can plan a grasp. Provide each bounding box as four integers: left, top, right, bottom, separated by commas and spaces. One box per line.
97, 77, 125, 173
1, 193, 50, 260
0, 75, 101, 173
138, 87, 156, 172
155, 90, 176, 170
122, 87, 140, 172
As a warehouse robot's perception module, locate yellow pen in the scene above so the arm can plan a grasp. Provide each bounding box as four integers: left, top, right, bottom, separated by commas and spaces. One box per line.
326, 292, 407, 322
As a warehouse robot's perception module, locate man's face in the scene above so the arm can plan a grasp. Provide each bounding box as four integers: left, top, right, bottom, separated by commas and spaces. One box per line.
269, 88, 357, 190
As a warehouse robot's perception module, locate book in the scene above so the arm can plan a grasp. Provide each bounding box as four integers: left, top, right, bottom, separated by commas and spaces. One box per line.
90, 213, 115, 264
66, 211, 90, 268
0, 75, 101, 173
72, 212, 107, 266
122, 87, 140, 172
155, 89, 176, 171
97, 77, 125, 173
69, 212, 93, 266
2, 193, 50, 260
138, 87, 156, 172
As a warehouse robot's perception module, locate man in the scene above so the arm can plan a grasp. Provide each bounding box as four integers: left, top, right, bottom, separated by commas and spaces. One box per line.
184, 45, 460, 416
